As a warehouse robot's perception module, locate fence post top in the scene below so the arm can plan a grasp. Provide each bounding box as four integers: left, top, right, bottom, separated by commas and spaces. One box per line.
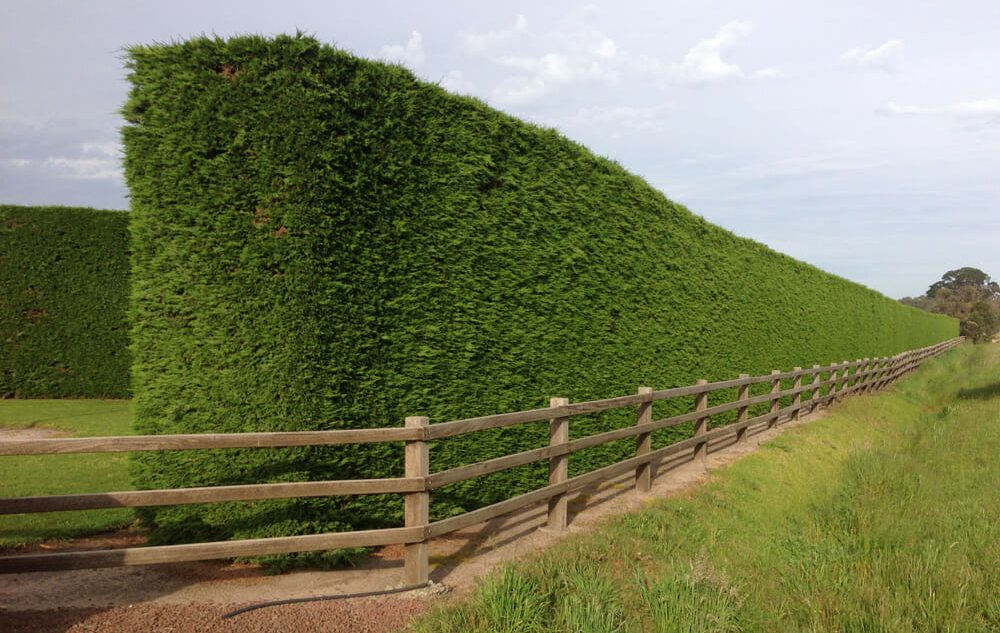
405, 416, 429, 428
638, 386, 653, 394
695, 378, 708, 385
793, 366, 802, 371
550, 396, 569, 407
739, 372, 749, 378
771, 369, 781, 375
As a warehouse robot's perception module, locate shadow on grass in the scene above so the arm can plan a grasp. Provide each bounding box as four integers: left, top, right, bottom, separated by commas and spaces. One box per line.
957, 383, 1000, 401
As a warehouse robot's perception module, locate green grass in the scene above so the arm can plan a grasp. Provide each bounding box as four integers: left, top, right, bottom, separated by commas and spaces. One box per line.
0, 399, 135, 547
412, 343, 1000, 632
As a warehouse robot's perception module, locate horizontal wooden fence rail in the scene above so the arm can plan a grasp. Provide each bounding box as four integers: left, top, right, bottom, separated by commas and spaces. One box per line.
0, 337, 963, 578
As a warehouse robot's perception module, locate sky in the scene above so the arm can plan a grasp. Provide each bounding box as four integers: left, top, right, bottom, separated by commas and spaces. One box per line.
2, 0, 998, 299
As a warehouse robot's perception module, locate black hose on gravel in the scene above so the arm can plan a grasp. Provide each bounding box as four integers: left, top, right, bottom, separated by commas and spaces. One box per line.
221, 582, 431, 619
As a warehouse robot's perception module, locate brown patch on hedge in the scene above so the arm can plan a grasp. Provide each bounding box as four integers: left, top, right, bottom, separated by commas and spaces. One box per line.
24, 307, 49, 323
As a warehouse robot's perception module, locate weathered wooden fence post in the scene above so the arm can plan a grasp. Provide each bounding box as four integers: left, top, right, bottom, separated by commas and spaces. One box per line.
736, 373, 750, 443
404, 415, 429, 586
768, 370, 780, 428
792, 368, 802, 421
693, 379, 709, 462
810, 365, 821, 413
860, 358, 870, 393
548, 397, 570, 531
841, 361, 850, 397
829, 364, 839, 404
635, 387, 653, 493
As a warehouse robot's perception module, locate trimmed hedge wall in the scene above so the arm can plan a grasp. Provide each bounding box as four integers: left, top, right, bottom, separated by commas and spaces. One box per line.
123, 34, 958, 547
0, 205, 130, 398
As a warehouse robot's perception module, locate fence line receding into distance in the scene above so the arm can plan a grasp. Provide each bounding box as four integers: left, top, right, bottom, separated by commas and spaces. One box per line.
0, 337, 964, 581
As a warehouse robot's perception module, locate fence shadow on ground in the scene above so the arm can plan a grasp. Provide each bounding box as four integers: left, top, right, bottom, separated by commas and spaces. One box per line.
956, 383, 1000, 401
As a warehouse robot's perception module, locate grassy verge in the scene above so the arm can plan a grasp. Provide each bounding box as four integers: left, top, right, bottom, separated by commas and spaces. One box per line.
413, 343, 1000, 632
0, 399, 135, 547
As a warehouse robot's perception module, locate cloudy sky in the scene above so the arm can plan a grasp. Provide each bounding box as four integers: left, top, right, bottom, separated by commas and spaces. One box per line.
2, 0, 998, 298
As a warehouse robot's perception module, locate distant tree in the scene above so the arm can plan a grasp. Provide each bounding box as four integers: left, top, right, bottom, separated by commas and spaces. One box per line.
962, 301, 1000, 343
928, 267, 1000, 299
899, 295, 933, 311
902, 268, 1000, 343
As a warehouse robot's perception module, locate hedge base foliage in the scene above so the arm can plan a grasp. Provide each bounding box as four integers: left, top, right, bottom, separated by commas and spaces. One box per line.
0, 205, 130, 398
123, 34, 958, 546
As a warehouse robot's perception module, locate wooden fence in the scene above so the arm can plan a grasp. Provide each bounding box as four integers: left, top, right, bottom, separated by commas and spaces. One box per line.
0, 337, 964, 581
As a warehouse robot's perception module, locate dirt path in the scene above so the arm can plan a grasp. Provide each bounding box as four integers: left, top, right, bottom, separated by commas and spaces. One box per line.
0, 411, 827, 632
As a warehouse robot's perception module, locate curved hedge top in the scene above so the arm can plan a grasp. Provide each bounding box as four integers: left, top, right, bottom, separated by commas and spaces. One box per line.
0, 205, 130, 398
122, 34, 957, 546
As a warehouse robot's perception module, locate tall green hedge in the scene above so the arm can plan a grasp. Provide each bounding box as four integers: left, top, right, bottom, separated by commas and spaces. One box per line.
0, 205, 130, 398
123, 34, 957, 547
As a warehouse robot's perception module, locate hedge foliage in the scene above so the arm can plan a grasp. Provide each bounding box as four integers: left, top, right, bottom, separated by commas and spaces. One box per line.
0, 205, 130, 398
123, 34, 958, 546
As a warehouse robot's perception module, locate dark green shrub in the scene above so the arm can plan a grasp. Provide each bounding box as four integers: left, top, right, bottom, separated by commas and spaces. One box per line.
0, 205, 130, 398
123, 34, 958, 545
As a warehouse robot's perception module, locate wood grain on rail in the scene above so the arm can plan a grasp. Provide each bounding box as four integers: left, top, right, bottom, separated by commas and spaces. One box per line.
0, 478, 424, 515
0, 428, 423, 456
0, 527, 422, 573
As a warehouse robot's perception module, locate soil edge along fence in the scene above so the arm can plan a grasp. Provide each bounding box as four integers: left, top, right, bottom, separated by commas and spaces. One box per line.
0, 337, 962, 581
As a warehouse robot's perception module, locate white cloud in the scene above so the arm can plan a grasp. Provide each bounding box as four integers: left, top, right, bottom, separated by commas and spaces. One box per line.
461, 15, 528, 54
551, 103, 676, 137
463, 15, 777, 104
1, 140, 122, 181
876, 101, 932, 116
489, 38, 624, 103
669, 21, 749, 83
496, 51, 611, 84
841, 40, 904, 72
80, 141, 119, 157
440, 70, 475, 94
43, 156, 121, 180
752, 67, 781, 79
950, 98, 1000, 120
668, 21, 777, 84
877, 98, 1000, 127
728, 151, 889, 181
379, 31, 425, 68
680, 152, 728, 166
461, 13, 648, 104
492, 76, 547, 104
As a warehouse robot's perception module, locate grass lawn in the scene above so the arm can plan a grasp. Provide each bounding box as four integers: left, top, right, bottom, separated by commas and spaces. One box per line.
413, 343, 1000, 632
0, 399, 135, 547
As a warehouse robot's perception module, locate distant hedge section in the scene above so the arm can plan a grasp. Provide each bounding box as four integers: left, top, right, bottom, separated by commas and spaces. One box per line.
123, 34, 958, 546
0, 206, 130, 398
